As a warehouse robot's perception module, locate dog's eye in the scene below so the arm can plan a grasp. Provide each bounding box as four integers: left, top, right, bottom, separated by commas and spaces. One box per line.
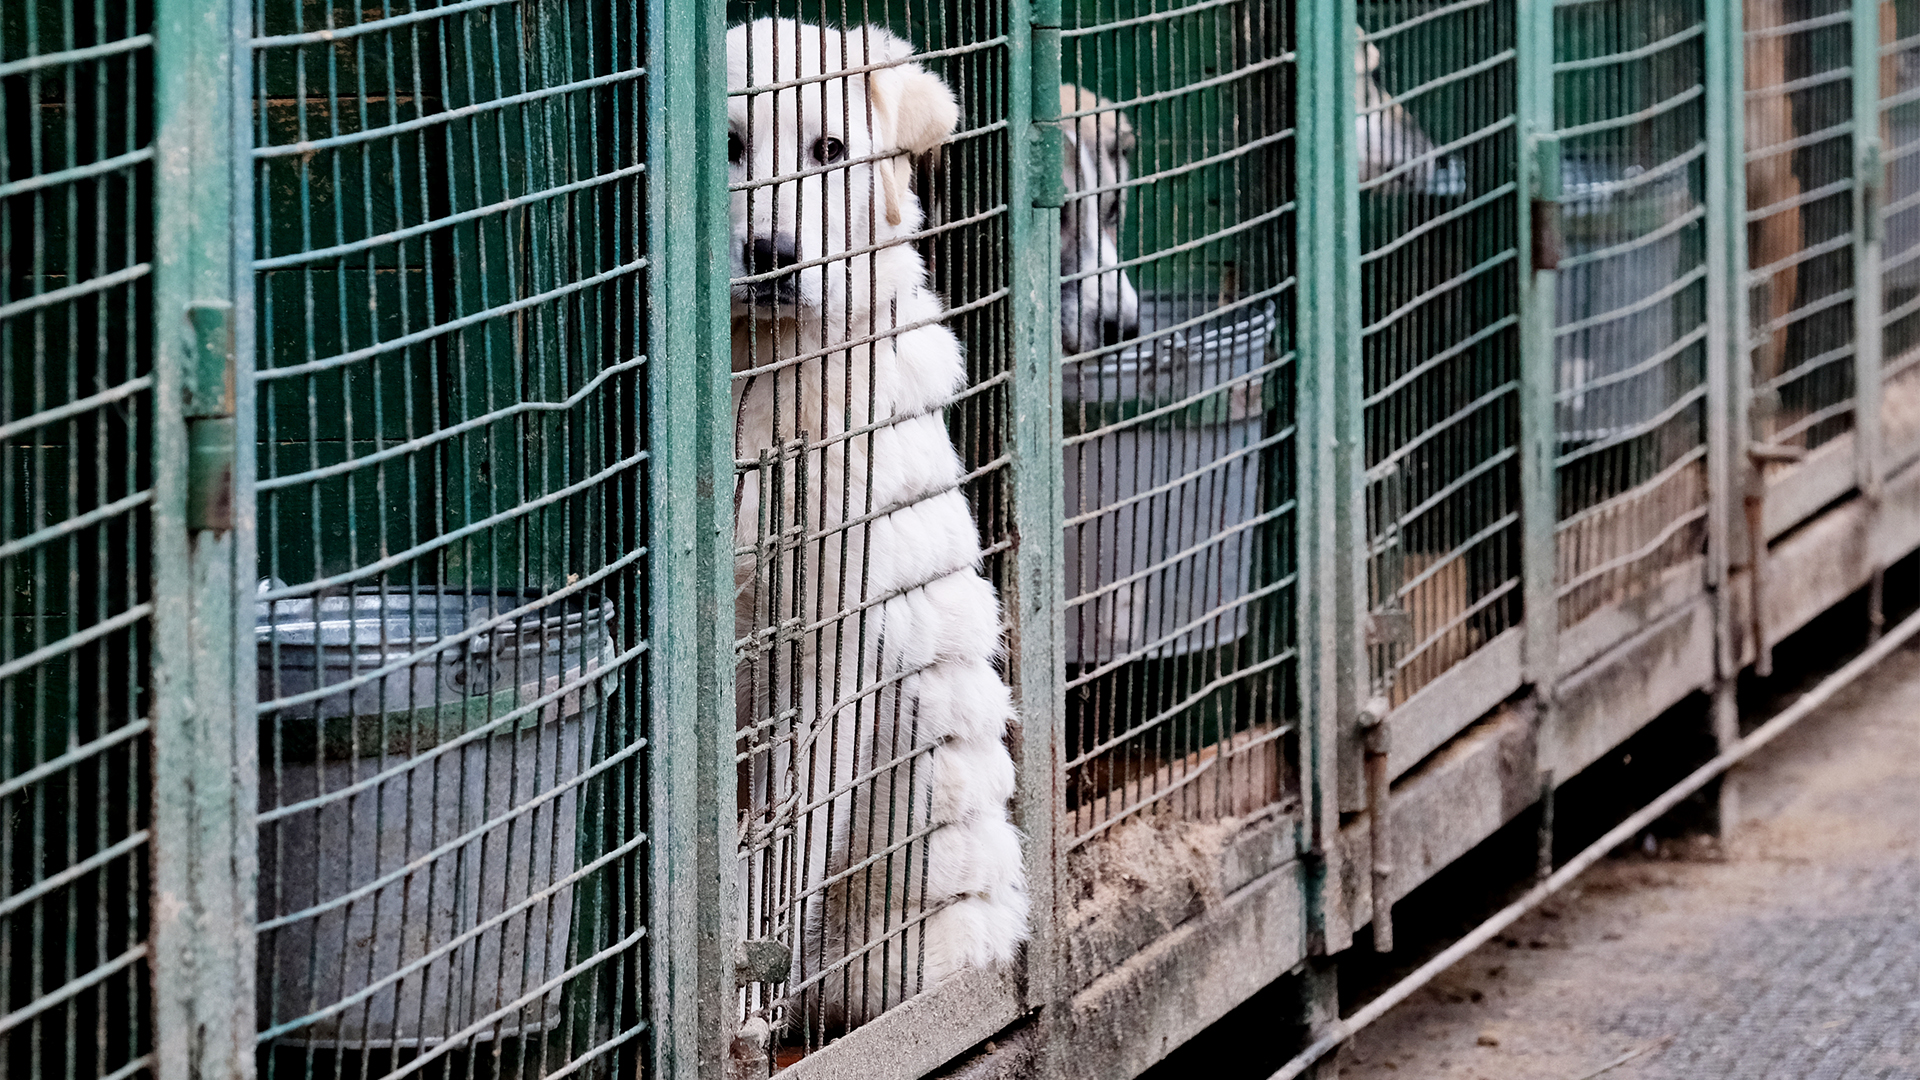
728, 132, 745, 165
812, 136, 846, 165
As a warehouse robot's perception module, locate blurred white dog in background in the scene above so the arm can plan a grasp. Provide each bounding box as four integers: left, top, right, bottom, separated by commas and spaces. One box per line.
1059, 85, 1141, 355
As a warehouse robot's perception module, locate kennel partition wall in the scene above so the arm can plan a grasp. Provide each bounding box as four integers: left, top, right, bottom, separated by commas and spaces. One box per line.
9, 0, 1920, 1079
246, 0, 656, 1073
1, 1, 155, 1077
1057, 0, 1302, 850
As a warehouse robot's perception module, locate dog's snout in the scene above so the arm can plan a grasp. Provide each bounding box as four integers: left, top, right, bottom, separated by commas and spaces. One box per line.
746, 236, 800, 276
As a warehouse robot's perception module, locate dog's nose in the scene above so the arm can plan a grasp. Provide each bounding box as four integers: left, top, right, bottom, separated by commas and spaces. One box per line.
1100, 317, 1133, 347
746, 236, 800, 275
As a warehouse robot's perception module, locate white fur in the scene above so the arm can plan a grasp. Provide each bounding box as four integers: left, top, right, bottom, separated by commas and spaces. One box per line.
728, 18, 1028, 1029
1356, 40, 1443, 186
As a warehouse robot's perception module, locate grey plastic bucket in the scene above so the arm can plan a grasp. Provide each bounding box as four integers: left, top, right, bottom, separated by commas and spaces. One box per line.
1062, 300, 1277, 665
1555, 156, 1696, 445
255, 589, 617, 1048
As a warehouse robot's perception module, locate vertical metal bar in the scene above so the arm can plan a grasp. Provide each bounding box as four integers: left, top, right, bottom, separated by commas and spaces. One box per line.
1008, 0, 1063, 1024
1855, 0, 1889, 639
1706, 0, 1747, 832
1519, 0, 1559, 702
645, 0, 734, 1073
1706, 0, 1738, 679
1295, 0, 1363, 956
151, 0, 257, 1072
1734, 0, 1777, 678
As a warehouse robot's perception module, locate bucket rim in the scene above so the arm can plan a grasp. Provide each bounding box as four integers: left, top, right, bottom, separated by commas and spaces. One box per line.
256, 587, 617, 650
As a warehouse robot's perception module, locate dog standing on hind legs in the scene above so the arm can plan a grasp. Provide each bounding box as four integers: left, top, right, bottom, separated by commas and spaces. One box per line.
726, 17, 1028, 1043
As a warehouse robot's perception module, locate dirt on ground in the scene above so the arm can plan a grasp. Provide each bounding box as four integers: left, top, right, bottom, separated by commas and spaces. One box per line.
1334, 639, 1920, 1080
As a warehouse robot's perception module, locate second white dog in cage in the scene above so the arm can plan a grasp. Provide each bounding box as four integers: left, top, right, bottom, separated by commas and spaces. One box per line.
1059, 84, 1141, 355
726, 17, 1028, 1029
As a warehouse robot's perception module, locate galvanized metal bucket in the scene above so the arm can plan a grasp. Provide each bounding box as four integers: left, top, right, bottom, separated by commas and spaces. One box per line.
1062, 300, 1277, 664
254, 589, 617, 1048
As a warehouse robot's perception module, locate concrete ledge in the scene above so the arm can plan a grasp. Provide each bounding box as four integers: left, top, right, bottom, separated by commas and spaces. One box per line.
1546, 594, 1715, 781
774, 965, 1023, 1080
1062, 810, 1298, 996
1387, 628, 1523, 781
1747, 445, 1920, 659
1063, 860, 1307, 1080
1763, 432, 1855, 540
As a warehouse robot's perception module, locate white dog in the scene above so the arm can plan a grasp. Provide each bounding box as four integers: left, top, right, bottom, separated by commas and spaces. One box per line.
727, 18, 1028, 1031
1059, 85, 1141, 356
1356, 39, 1444, 186
1056, 49, 1439, 357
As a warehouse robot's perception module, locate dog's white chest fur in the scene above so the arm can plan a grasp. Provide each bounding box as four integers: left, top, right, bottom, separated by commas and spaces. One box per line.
728, 18, 1028, 1024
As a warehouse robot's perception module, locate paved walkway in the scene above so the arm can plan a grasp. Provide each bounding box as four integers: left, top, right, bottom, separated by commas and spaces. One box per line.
1339, 640, 1920, 1080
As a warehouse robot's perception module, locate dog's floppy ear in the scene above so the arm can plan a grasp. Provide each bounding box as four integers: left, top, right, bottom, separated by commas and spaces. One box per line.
863, 28, 958, 225
870, 62, 958, 156
1356, 39, 1382, 77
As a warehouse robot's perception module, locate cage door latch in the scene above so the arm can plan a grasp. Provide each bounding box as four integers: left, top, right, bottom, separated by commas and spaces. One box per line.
184, 302, 235, 533
1359, 697, 1394, 953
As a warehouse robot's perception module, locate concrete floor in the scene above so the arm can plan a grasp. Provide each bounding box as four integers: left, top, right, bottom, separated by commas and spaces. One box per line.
1335, 638, 1920, 1080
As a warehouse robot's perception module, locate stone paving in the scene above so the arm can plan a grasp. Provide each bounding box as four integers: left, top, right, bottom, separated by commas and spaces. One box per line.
1337, 640, 1920, 1080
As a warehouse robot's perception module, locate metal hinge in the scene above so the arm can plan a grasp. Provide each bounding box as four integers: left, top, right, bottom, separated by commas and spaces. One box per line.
1861, 137, 1884, 244
184, 302, 236, 532
1030, 4, 1064, 209
1529, 134, 1561, 272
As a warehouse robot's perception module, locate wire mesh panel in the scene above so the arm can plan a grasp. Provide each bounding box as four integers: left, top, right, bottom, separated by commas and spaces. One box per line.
1357, 0, 1520, 704
1744, 0, 1858, 478
1882, 0, 1920, 461
248, 0, 651, 1074
0, 2, 155, 1076
1056, 0, 1298, 846
724, 7, 1021, 1065
1551, 0, 1710, 631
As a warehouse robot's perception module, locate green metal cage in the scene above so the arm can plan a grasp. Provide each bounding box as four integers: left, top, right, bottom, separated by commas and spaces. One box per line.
1357, 0, 1521, 707
718, 3, 1019, 1063
1058, 0, 1300, 848
1, 1, 154, 1077
1744, 0, 1864, 541
1552, 0, 1710, 635
1882, 0, 1920, 463
246, 0, 652, 1075
8, 0, 1920, 1077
